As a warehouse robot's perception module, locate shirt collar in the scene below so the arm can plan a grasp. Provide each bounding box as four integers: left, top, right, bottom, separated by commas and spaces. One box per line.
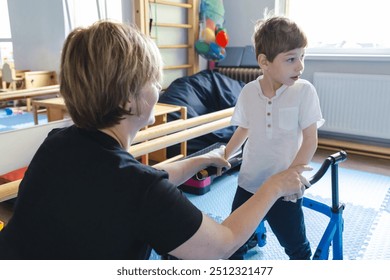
256, 75, 288, 98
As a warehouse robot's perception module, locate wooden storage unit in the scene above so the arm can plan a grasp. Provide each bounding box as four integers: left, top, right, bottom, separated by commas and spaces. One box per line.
24, 71, 57, 89
1, 65, 58, 111
32, 97, 67, 124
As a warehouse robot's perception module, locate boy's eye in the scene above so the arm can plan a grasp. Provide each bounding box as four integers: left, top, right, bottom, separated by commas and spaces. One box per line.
287, 58, 295, 62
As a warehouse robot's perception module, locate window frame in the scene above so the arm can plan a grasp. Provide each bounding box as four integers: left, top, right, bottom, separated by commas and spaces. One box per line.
63, 0, 123, 31
0, 0, 13, 66
276, 0, 390, 61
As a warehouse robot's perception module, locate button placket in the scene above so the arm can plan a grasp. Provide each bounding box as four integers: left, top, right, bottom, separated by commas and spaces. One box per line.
266, 100, 272, 138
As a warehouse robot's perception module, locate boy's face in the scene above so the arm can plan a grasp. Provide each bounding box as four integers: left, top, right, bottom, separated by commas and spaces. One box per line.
265, 48, 305, 87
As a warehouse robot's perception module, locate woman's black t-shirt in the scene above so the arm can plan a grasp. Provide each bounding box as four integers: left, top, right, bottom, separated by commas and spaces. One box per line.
0, 125, 202, 259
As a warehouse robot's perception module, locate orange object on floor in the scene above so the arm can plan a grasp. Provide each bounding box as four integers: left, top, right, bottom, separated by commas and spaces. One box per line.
0, 166, 27, 183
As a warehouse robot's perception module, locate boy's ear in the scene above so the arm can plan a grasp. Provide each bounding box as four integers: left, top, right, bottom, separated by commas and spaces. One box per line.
257, 54, 268, 69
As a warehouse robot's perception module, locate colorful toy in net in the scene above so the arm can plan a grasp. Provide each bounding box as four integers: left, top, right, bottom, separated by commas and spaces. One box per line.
195, 0, 229, 61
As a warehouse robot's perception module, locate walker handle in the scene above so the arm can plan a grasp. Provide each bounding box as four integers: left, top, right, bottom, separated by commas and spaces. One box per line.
307, 150, 347, 187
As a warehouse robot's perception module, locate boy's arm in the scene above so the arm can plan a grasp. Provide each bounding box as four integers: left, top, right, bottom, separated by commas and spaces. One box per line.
225, 127, 249, 159
154, 146, 230, 186
290, 123, 318, 167
283, 123, 318, 202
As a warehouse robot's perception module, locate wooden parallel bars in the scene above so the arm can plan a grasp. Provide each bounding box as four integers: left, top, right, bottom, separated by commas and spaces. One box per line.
0, 181, 19, 203
133, 107, 233, 144
0, 108, 233, 202
130, 117, 231, 157
0, 85, 60, 102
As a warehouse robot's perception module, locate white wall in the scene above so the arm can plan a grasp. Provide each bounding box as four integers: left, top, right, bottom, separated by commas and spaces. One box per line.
122, 0, 134, 25
7, 0, 135, 74
8, 0, 66, 72
224, 0, 274, 47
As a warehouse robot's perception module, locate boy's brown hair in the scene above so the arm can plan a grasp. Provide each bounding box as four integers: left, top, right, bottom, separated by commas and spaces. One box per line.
252, 16, 307, 62
60, 20, 163, 130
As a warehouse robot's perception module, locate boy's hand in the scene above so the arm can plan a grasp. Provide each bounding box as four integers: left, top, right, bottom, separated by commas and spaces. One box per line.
204, 145, 231, 176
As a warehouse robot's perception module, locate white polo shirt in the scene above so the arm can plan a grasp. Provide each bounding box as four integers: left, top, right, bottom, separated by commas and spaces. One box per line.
231, 76, 324, 194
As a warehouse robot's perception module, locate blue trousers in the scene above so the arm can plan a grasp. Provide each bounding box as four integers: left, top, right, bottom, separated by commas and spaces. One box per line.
231, 186, 312, 260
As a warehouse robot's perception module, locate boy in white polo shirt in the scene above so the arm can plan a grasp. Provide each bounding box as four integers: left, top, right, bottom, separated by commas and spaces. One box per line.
225, 16, 324, 259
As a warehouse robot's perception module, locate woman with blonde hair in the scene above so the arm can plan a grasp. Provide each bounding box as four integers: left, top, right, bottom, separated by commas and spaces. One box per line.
0, 21, 308, 260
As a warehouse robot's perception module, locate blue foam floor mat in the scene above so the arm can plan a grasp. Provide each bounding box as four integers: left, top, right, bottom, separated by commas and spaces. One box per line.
150, 162, 390, 260
0, 111, 47, 132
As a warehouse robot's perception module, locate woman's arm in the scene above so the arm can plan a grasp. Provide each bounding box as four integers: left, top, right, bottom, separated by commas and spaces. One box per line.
168, 165, 310, 259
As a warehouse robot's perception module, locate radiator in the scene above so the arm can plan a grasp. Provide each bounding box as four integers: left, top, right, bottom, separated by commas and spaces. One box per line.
313, 72, 390, 141
216, 67, 262, 84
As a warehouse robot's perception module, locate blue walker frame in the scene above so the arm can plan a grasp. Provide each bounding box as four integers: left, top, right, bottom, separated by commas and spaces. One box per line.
303, 150, 347, 260
169, 146, 348, 260
256, 150, 347, 260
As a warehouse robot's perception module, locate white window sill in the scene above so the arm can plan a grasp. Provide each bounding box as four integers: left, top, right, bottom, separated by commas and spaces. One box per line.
305, 53, 390, 62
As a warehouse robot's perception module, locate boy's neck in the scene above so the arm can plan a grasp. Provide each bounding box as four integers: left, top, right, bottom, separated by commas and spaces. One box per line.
259, 77, 282, 99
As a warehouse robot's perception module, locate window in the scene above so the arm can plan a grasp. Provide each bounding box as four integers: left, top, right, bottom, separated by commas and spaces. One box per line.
64, 0, 122, 30
1, 0, 124, 67
0, 0, 13, 66
277, 0, 390, 58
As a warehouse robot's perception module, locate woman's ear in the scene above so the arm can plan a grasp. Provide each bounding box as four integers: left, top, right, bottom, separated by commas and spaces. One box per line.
124, 99, 133, 114
258, 54, 268, 70
126, 97, 140, 116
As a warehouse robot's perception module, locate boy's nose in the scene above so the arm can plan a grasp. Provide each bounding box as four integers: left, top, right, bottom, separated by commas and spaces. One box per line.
297, 60, 304, 72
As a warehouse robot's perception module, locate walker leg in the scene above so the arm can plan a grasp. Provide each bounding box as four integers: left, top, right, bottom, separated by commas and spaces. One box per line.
256, 220, 267, 247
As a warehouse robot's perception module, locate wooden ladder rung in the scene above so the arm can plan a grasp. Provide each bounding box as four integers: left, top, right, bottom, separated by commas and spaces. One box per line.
163, 64, 192, 70
149, 0, 192, 9
153, 22, 192, 29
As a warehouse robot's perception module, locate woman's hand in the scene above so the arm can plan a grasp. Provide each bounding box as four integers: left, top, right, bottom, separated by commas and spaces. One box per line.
283, 174, 311, 202
266, 165, 312, 199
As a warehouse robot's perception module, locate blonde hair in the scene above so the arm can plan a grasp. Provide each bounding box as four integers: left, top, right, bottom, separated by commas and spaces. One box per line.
252, 16, 307, 62
60, 20, 163, 129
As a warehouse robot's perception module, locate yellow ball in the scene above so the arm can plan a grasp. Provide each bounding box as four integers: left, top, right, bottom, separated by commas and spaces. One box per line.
201, 28, 215, 43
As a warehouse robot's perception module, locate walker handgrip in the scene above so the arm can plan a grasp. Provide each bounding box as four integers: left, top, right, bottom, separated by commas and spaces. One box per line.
308, 159, 332, 186
329, 150, 347, 165
307, 150, 347, 187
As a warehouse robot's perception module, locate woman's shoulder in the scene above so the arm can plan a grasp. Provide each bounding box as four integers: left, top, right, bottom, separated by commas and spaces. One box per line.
118, 158, 170, 187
